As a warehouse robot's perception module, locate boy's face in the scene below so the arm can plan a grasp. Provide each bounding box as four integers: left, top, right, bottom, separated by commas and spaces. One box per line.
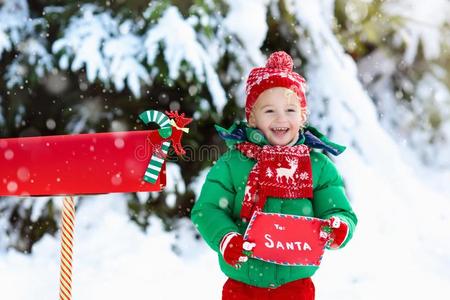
248, 87, 305, 146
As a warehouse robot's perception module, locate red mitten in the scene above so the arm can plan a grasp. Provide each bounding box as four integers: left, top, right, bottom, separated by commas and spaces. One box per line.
219, 232, 256, 268
327, 216, 349, 249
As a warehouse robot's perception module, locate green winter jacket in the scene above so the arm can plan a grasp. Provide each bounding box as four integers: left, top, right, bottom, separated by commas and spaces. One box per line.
191, 122, 357, 288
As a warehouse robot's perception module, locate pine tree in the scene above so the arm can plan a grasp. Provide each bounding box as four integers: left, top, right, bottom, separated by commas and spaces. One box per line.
0, 0, 249, 252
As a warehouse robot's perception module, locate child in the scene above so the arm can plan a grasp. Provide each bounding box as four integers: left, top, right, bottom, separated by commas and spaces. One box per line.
191, 51, 357, 300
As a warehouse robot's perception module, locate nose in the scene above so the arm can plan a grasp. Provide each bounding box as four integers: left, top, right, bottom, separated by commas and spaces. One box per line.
274, 111, 288, 122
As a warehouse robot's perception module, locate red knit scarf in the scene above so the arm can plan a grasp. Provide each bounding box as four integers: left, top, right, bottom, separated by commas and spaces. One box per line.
236, 142, 313, 220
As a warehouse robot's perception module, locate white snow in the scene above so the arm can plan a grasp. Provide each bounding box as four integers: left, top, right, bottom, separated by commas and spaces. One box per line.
223, 0, 270, 107
383, 0, 450, 64
144, 6, 227, 113
104, 33, 150, 97
0, 30, 12, 59
0, 195, 225, 300
223, 0, 269, 66
1, 0, 54, 88
289, 1, 450, 299
355, 0, 450, 168
49, 4, 228, 109
0, 0, 29, 59
163, 162, 186, 208
20, 38, 53, 78
52, 4, 113, 83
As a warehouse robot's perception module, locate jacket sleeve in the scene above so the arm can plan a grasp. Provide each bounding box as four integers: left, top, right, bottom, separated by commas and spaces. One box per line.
313, 153, 358, 249
190, 152, 239, 252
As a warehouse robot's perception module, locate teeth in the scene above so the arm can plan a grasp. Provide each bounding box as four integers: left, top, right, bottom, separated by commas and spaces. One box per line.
272, 127, 288, 131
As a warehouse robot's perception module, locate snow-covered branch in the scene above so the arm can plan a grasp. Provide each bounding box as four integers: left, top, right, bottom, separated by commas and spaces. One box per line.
144, 6, 227, 112
51, 4, 228, 111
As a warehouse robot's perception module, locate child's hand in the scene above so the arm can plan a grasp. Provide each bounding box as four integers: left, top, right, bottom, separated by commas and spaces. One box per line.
320, 216, 349, 250
219, 232, 256, 268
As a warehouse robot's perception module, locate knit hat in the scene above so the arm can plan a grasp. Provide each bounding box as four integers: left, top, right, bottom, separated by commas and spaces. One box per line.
245, 51, 307, 120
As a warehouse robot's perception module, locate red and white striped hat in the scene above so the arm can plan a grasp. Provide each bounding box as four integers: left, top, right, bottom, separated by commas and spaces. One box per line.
245, 51, 307, 120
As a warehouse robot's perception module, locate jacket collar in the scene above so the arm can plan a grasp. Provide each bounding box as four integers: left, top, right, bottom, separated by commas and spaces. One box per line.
215, 121, 346, 156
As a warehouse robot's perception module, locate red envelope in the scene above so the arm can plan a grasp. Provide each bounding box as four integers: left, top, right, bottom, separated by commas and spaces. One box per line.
0, 130, 165, 196
243, 211, 329, 266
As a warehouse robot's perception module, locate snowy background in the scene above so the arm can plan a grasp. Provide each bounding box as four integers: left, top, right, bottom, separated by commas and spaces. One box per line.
1, 0, 449, 299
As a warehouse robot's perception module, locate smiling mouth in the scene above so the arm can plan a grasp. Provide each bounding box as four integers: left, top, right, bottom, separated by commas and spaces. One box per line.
271, 127, 289, 135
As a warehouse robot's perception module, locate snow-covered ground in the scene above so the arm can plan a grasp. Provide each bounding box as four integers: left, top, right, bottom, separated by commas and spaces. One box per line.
0, 194, 226, 299
0, 151, 449, 300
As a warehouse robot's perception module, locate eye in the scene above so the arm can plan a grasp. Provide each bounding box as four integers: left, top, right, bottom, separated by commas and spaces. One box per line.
264, 109, 274, 113
287, 108, 297, 112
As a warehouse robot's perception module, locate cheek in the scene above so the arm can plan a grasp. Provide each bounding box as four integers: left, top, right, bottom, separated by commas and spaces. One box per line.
287, 115, 302, 125
252, 113, 267, 127
260, 117, 274, 128
296, 113, 306, 125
